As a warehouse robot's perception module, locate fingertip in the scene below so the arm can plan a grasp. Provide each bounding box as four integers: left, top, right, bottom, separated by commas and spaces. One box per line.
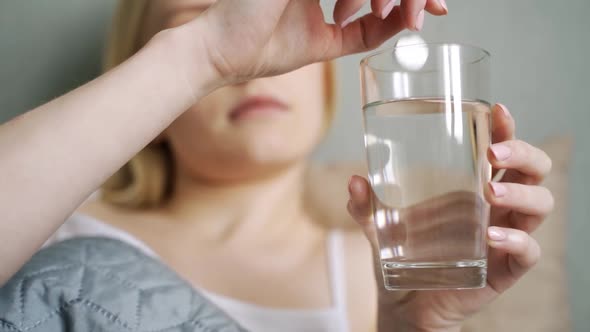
350, 187, 370, 207
349, 175, 368, 195
489, 144, 512, 165
415, 9, 425, 31
402, 9, 419, 31
484, 181, 502, 205
348, 177, 373, 221
543, 154, 553, 177
397, 1, 412, 30
491, 103, 516, 143
379, 0, 396, 20
333, 0, 365, 28
488, 226, 507, 240
439, 0, 448, 14
496, 103, 512, 120
542, 186, 555, 212
488, 228, 541, 277
487, 240, 504, 249
333, 6, 346, 26
486, 226, 506, 248
399, 0, 429, 31
424, 0, 448, 16
488, 227, 526, 248
493, 104, 514, 127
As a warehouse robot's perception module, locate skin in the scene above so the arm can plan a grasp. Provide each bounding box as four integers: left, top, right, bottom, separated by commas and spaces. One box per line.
0, 0, 552, 331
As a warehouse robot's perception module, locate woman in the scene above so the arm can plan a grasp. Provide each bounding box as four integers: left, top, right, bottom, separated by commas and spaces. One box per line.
0, 0, 553, 331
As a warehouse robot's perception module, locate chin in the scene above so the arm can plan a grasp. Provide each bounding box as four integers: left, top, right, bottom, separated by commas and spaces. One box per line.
198, 159, 304, 184
236, 149, 306, 172
173, 130, 322, 183
200, 147, 310, 183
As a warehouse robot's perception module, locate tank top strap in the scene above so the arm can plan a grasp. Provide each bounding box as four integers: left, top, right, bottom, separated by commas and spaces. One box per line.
327, 230, 349, 331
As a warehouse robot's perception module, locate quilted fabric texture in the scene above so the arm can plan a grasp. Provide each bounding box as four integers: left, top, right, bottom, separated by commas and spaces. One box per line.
0, 237, 246, 332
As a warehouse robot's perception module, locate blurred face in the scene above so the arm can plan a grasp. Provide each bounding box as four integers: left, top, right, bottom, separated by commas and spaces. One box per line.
144, 0, 328, 183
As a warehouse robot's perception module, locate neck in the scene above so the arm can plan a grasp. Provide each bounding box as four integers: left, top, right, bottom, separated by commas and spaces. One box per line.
162, 163, 314, 244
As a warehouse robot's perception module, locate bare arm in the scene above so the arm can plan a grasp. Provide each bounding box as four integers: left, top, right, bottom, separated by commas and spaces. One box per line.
0, 29, 215, 285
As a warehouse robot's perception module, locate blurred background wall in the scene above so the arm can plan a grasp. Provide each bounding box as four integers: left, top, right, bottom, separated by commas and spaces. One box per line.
1, 0, 588, 330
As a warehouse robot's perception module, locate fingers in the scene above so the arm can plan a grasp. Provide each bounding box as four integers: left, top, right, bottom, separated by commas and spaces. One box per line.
491, 104, 516, 144
347, 175, 381, 250
487, 226, 541, 280
369, 0, 448, 20
333, 0, 446, 27
488, 139, 553, 184
400, 0, 427, 31
490, 104, 515, 180
486, 182, 554, 217
331, 0, 449, 57
336, 6, 406, 56
398, 0, 447, 31
424, 0, 448, 15
371, 0, 396, 19
486, 181, 552, 233
334, 0, 367, 27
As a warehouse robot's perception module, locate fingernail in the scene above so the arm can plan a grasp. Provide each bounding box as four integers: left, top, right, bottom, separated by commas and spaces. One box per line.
439, 0, 448, 12
341, 15, 355, 28
381, 0, 395, 19
414, 9, 425, 31
491, 144, 512, 161
490, 182, 507, 198
348, 177, 353, 195
497, 103, 511, 119
488, 227, 507, 241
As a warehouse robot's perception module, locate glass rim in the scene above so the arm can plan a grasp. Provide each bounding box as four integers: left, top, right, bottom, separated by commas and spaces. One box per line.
360, 42, 491, 68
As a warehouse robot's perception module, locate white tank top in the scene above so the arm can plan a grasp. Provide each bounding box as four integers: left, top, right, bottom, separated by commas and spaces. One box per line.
44, 214, 350, 332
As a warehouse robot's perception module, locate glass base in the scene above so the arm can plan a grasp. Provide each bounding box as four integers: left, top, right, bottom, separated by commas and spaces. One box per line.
381, 259, 487, 290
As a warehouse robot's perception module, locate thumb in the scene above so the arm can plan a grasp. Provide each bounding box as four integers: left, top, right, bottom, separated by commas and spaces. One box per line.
347, 175, 378, 251
348, 175, 392, 292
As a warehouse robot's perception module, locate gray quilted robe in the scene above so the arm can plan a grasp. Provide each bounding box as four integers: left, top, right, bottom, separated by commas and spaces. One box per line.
0, 237, 246, 332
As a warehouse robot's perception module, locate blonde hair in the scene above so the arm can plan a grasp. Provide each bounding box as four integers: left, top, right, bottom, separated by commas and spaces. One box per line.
101, 0, 337, 208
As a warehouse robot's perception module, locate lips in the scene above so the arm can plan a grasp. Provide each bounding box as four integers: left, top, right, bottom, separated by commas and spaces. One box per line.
229, 96, 289, 121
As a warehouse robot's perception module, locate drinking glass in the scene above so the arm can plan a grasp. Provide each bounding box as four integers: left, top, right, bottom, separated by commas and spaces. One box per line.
360, 43, 492, 290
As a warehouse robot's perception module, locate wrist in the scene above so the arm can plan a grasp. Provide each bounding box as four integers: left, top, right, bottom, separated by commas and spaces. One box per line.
148, 19, 224, 105
377, 303, 462, 332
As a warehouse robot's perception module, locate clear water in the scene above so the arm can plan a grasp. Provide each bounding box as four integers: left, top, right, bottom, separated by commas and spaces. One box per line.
363, 99, 492, 290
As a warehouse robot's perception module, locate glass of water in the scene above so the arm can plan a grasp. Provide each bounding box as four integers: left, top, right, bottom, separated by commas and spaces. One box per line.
360, 43, 492, 290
